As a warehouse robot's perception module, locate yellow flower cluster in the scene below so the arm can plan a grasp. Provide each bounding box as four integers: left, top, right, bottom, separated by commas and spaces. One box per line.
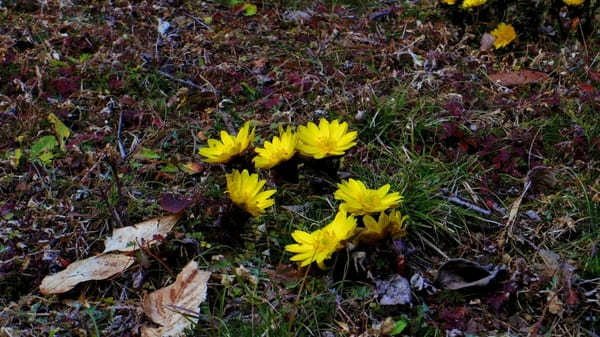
563, 0, 584, 5
198, 118, 358, 217
286, 178, 408, 268
199, 118, 357, 167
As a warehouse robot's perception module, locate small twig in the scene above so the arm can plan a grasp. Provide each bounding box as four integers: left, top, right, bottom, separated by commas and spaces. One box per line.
117, 110, 127, 160
440, 189, 492, 216
417, 233, 449, 260
141, 244, 176, 279
157, 70, 204, 90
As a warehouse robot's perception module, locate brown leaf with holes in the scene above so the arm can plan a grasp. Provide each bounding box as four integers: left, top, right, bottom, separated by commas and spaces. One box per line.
488, 70, 549, 86
104, 214, 180, 253
40, 254, 135, 295
142, 260, 211, 337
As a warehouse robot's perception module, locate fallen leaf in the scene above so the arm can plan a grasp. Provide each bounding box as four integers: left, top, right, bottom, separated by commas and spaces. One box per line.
142, 261, 211, 337
376, 274, 412, 305
104, 214, 181, 253
479, 33, 496, 51
435, 258, 501, 290
39, 254, 135, 295
179, 162, 203, 174
488, 70, 549, 86
48, 113, 71, 151
159, 194, 195, 214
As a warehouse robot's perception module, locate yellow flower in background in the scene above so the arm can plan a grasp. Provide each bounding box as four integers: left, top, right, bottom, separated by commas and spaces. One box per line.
285, 210, 357, 269
296, 118, 357, 159
563, 0, 584, 5
359, 212, 391, 244
198, 121, 255, 163
461, 0, 486, 8
253, 126, 297, 169
490, 23, 517, 49
441, 0, 457, 4
388, 210, 409, 239
334, 179, 402, 215
226, 169, 276, 216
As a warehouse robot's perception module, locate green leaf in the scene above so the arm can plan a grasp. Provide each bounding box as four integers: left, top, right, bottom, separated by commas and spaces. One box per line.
390, 319, 408, 335
243, 3, 257, 16
161, 163, 179, 174
30, 135, 58, 164
48, 113, 71, 150
135, 147, 161, 160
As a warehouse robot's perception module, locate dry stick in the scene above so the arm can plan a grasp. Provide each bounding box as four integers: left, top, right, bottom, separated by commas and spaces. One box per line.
158, 70, 204, 90
441, 191, 492, 216
117, 109, 127, 160
287, 264, 312, 335
141, 244, 176, 279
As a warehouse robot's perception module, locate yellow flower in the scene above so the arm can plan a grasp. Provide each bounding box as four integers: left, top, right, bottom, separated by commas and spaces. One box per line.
323, 210, 358, 242
285, 210, 357, 269
226, 169, 276, 216
253, 126, 297, 169
358, 210, 409, 244
388, 210, 409, 239
296, 118, 357, 159
563, 0, 584, 5
490, 23, 516, 49
441, 0, 456, 4
334, 179, 402, 215
359, 213, 391, 244
461, 0, 486, 8
198, 122, 255, 163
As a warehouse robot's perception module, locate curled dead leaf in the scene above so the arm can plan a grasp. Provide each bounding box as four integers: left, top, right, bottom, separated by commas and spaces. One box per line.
435, 258, 501, 290
142, 260, 211, 337
40, 254, 135, 295
104, 214, 180, 253
480, 33, 496, 51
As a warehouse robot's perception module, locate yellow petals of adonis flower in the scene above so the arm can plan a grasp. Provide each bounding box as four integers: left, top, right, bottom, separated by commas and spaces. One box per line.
285, 211, 357, 269
296, 118, 357, 159
334, 179, 402, 215
253, 126, 297, 169
440, 0, 457, 4
226, 169, 276, 216
359, 210, 409, 244
461, 0, 486, 8
490, 23, 517, 49
563, 0, 584, 5
198, 122, 255, 163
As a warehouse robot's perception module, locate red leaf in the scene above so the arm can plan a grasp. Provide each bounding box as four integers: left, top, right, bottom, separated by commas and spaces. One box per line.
488, 70, 549, 86
159, 194, 195, 214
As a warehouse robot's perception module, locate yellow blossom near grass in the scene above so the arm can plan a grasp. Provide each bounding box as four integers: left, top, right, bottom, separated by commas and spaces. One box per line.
490, 23, 517, 49
253, 126, 297, 169
296, 118, 357, 159
285, 210, 357, 269
198, 121, 255, 163
461, 0, 486, 8
334, 179, 402, 215
358, 210, 409, 244
563, 0, 584, 5
226, 169, 276, 216
440, 0, 456, 4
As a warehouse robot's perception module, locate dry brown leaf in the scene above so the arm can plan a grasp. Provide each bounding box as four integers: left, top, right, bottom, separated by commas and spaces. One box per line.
104, 214, 180, 253
479, 33, 496, 51
489, 70, 549, 86
39, 254, 135, 295
142, 260, 211, 337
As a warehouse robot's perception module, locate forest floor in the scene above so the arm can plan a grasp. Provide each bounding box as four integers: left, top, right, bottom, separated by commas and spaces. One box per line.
0, 0, 599, 336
